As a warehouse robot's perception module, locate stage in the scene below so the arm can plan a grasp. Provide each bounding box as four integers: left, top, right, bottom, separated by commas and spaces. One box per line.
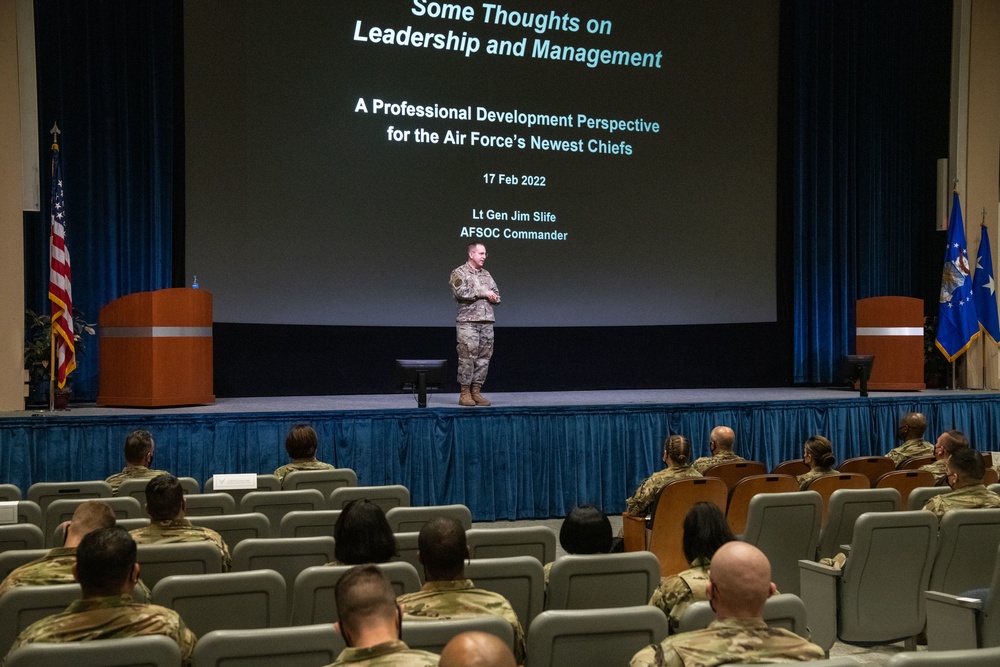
2, 387, 998, 520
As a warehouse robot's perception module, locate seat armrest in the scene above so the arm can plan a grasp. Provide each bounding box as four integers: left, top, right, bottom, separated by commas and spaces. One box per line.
799, 559, 841, 653
621, 513, 646, 552
799, 559, 842, 577
925, 590, 982, 651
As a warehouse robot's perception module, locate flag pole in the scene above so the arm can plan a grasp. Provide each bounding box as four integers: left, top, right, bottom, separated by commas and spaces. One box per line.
48, 329, 55, 411
983, 209, 989, 391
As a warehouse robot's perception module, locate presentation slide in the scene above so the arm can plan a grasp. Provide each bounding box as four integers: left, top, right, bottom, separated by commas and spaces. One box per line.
185, 0, 778, 328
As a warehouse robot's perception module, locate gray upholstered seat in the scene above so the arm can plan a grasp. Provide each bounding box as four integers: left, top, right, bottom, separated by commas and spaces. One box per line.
741, 490, 821, 596
5, 634, 181, 667
135, 541, 225, 589
282, 468, 357, 496
290, 561, 422, 625
525, 606, 669, 667
675, 593, 809, 637
815, 487, 900, 560
188, 512, 269, 550
45, 496, 143, 546
329, 485, 410, 512
466, 555, 545, 628
928, 508, 1000, 595
925, 542, 1000, 650
240, 489, 326, 536
392, 531, 422, 579
0, 583, 81, 657
232, 536, 336, 607
0, 524, 44, 556
150, 569, 286, 636
182, 492, 238, 517
404, 615, 515, 655
466, 526, 558, 564
26, 481, 112, 512
115, 476, 199, 505
907, 485, 950, 511
885, 646, 1000, 666
0, 549, 48, 580
278, 509, 341, 538
14, 501, 43, 529
386, 504, 472, 533
0, 483, 22, 501
192, 624, 343, 667
545, 552, 659, 610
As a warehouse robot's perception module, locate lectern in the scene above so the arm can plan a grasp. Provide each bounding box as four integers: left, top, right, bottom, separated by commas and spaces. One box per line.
97, 288, 215, 407
855, 296, 925, 391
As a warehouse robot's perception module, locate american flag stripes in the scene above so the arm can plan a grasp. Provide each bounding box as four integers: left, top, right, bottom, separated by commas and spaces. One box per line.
48, 135, 76, 388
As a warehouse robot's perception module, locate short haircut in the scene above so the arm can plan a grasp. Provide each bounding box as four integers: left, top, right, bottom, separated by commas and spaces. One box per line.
76, 526, 136, 596
663, 435, 692, 466
804, 435, 835, 468
145, 473, 184, 521
71, 500, 117, 534
334, 565, 398, 635
949, 446, 985, 482
285, 424, 318, 459
682, 502, 735, 564
901, 412, 928, 436
940, 430, 970, 456
334, 499, 397, 565
468, 242, 484, 252
418, 517, 466, 578
124, 430, 154, 464
559, 505, 613, 555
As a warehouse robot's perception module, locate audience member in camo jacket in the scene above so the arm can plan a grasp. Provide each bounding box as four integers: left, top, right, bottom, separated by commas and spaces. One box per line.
105, 430, 169, 495
885, 412, 935, 467
924, 446, 1000, 521
795, 435, 838, 490
274, 423, 335, 486
691, 426, 745, 474
918, 430, 969, 484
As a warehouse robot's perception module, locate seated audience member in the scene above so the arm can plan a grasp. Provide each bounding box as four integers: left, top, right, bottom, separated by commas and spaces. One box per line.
129, 474, 232, 571
397, 517, 525, 664
885, 412, 934, 467
923, 446, 1000, 521
105, 429, 168, 495
330, 499, 396, 566
630, 542, 824, 667
648, 502, 735, 631
6, 527, 196, 666
274, 423, 335, 486
439, 631, 516, 667
691, 426, 744, 474
919, 430, 969, 484
796, 435, 838, 490
543, 504, 614, 586
626, 435, 702, 517
327, 565, 439, 666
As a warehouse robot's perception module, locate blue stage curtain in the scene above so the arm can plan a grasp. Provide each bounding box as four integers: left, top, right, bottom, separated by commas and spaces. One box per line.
28, 0, 178, 400
787, 0, 951, 383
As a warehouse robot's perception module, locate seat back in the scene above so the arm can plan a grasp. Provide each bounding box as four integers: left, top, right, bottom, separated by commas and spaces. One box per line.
115, 518, 150, 532
51, 518, 149, 547
232, 536, 336, 607
701, 460, 768, 493
191, 624, 342, 667
0, 549, 48, 580
329, 485, 410, 512
136, 541, 224, 589
117, 477, 199, 505
282, 468, 357, 496
545, 552, 660, 610
467, 526, 557, 564
816, 488, 900, 560
838, 510, 938, 643
839, 456, 896, 485
466, 556, 545, 628
726, 474, 798, 535
976, 544, 1000, 647
908, 486, 951, 511
875, 470, 935, 509
240, 489, 327, 537
5, 634, 181, 667
771, 460, 809, 477
526, 607, 669, 667
929, 508, 1000, 594
885, 646, 1000, 666
204, 474, 281, 507
405, 615, 516, 655
0, 484, 22, 501
386, 504, 472, 533
0, 524, 44, 556
0, 583, 81, 657
900, 455, 937, 471
676, 593, 809, 637
647, 477, 728, 576
279, 510, 341, 538
188, 512, 270, 550
183, 492, 238, 517
45, 497, 143, 546
14, 501, 43, 529
26, 481, 112, 512
150, 569, 286, 636
806, 473, 871, 524
742, 491, 821, 595
290, 561, 421, 625
393, 531, 423, 580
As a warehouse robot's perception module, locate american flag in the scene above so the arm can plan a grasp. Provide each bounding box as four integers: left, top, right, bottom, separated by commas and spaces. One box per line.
48, 135, 76, 388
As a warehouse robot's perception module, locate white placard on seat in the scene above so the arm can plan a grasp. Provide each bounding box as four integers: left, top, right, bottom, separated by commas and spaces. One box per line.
212, 474, 258, 490
0, 501, 18, 524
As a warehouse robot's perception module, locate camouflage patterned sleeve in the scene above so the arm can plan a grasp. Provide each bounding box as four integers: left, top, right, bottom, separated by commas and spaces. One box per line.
922, 495, 946, 521
451, 268, 480, 301
648, 576, 691, 623
212, 532, 233, 572
630, 642, 677, 667
886, 449, 906, 467
626, 477, 658, 516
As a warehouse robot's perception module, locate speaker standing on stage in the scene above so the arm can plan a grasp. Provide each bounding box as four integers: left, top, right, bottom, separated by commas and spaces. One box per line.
451, 242, 500, 407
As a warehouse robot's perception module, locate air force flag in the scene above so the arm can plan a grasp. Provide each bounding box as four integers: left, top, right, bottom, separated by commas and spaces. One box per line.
974, 225, 1000, 345
936, 191, 979, 362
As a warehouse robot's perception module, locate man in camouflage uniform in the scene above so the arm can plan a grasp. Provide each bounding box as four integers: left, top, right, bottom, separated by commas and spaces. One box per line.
691, 426, 744, 474
440, 631, 516, 667
129, 474, 232, 570
274, 423, 335, 485
451, 243, 500, 407
923, 446, 1000, 521
326, 565, 439, 666
5, 527, 196, 666
397, 518, 524, 663
104, 429, 169, 495
918, 430, 969, 484
631, 542, 824, 667
885, 412, 935, 467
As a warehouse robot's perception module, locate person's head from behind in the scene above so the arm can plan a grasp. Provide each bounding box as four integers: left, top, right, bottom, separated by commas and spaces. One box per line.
418, 516, 467, 581
897, 412, 928, 441
706, 541, 776, 620
947, 446, 985, 488
935, 430, 969, 461
440, 631, 517, 667
803, 435, 835, 470
334, 499, 396, 565
65, 500, 117, 547
333, 565, 400, 647
682, 501, 735, 566
559, 505, 612, 555
709, 426, 736, 455
73, 526, 138, 597
144, 473, 184, 521
662, 434, 692, 467
124, 429, 155, 467
285, 424, 318, 460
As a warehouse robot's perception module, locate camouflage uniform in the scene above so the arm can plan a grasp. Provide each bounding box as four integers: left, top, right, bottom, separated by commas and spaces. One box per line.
691, 451, 745, 475
648, 557, 710, 632
130, 519, 232, 571
0, 547, 151, 601
796, 466, 837, 491
450, 263, 499, 386
105, 465, 169, 496
274, 458, 335, 485
629, 617, 825, 667
398, 580, 524, 663
625, 465, 702, 517
7, 594, 197, 666
886, 438, 934, 467
326, 640, 439, 666
918, 459, 948, 484
923, 484, 1000, 521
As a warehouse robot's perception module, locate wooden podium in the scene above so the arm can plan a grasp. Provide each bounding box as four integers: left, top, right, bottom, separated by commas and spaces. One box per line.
97, 288, 215, 407
855, 296, 925, 390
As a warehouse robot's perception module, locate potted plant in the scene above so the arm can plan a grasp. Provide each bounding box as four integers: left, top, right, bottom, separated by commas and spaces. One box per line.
24, 308, 96, 408
923, 316, 950, 389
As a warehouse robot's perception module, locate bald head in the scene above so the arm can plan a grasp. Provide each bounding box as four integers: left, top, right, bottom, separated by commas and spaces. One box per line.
707, 542, 775, 619
898, 412, 927, 440
710, 426, 735, 452
65, 501, 117, 548
440, 632, 517, 667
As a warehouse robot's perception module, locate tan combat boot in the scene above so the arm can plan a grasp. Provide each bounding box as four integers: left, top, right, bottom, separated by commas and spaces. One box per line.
459, 385, 476, 406
470, 384, 491, 406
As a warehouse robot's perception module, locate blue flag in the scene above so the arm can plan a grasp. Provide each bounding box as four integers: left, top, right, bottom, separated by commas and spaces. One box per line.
974, 225, 1000, 345
936, 191, 980, 362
